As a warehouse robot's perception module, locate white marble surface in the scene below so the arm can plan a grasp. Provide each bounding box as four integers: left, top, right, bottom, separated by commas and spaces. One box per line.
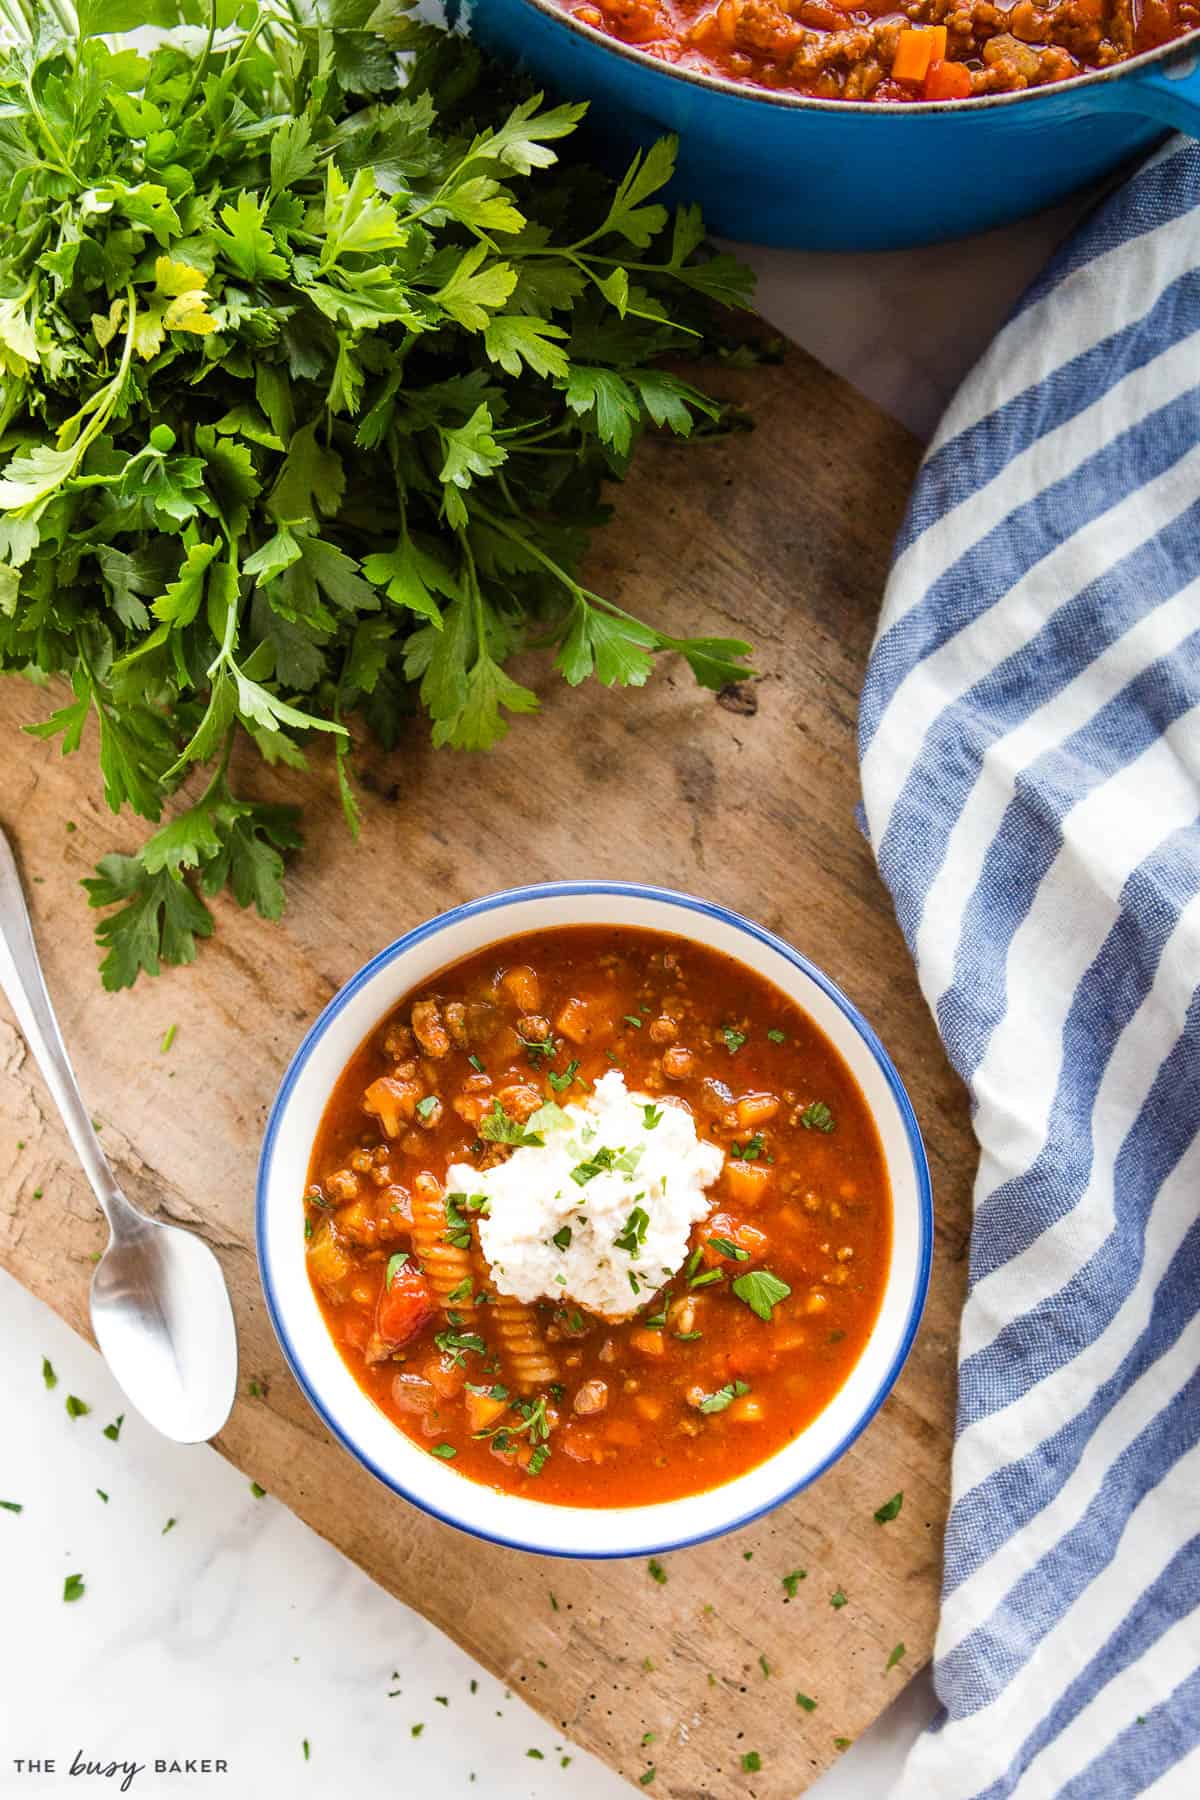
0, 214, 1087, 1799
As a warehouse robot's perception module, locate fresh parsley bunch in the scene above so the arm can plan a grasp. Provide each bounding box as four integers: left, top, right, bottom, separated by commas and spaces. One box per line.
0, 0, 754, 987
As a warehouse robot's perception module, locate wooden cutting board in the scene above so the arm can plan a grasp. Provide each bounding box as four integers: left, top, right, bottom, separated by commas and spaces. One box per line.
0, 340, 973, 1797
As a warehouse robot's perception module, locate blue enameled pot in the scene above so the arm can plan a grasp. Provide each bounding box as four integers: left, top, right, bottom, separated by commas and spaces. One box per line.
468, 0, 1200, 248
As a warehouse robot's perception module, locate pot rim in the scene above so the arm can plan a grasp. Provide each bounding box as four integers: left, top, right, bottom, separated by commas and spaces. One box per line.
506, 0, 1200, 117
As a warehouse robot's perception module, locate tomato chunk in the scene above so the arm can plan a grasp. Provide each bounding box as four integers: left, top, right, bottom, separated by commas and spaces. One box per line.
376, 1265, 436, 1348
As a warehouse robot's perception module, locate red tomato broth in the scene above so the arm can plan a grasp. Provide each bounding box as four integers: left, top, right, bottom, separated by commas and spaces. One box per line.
304, 925, 891, 1507
553, 0, 1198, 104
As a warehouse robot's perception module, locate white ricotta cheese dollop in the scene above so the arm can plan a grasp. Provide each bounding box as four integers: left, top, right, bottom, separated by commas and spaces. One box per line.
446, 1071, 724, 1320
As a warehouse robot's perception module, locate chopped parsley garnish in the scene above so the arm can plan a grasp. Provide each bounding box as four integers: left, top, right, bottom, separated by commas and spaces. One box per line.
250, 1481, 267, 1498
571, 1146, 618, 1186
628, 1271, 641, 1296
96, 1490, 108, 1503
732, 1268, 791, 1321
415, 1094, 439, 1120
674, 1329, 703, 1341
0, 1500, 22, 1514
41, 1356, 57, 1390
730, 1133, 765, 1163
623, 1014, 643, 1029
614, 1205, 650, 1256
526, 1749, 544, 1761
386, 1251, 410, 1287
447, 1276, 473, 1304
685, 1245, 704, 1280
65, 1394, 90, 1419
886, 1642, 906, 1672
759, 1654, 771, 1677
435, 1330, 487, 1368
721, 1026, 747, 1055
615, 1144, 644, 1175
798, 1100, 835, 1133
162, 1517, 177, 1535
527, 1443, 551, 1476
795, 1692, 817, 1712
829, 1587, 848, 1610
411, 1725, 424, 1739
638, 1770, 655, 1786
444, 1191, 490, 1249
874, 1491, 904, 1524
741, 1752, 762, 1773
63, 1573, 86, 1603
480, 1100, 544, 1148
302, 1740, 310, 1762
767, 1028, 787, 1044
643, 1295, 670, 1329
527, 1100, 571, 1137
466, 1382, 510, 1402
689, 1268, 723, 1291
834, 1737, 851, 1751
431, 1444, 457, 1460
708, 1235, 750, 1261
781, 1569, 807, 1598
642, 1103, 663, 1129
468, 1054, 485, 1074
160, 1023, 177, 1054
548, 1059, 584, 1093
647, 1558, 667, 1584
102, 1414, 124, 1441
552, 1225, 573, 1252
697, 1379, 749, 1414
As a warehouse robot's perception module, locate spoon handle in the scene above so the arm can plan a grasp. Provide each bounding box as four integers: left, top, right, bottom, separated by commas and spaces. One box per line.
0, 826, 127, 1227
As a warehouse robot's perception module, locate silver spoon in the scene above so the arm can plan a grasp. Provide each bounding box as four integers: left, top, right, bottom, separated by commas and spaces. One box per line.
0, 825, 238, 1442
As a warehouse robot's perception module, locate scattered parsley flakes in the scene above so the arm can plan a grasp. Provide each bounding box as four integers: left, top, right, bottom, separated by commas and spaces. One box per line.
796, 1692, 817, 1712
707, 1235, 750, 1261
615, 1204, 650, 1256
411, 1724, 424, 1739
162, 1517, 177, 1535
647, 1558, 667, 1585
874, 1491, 904, 1524
549, 1592, 559, 1612
552, 1225, 572, 1252
548, 1059, 584, 1093
834, 1737, 851, 1751
731, 1269, 791, 1321
302, 1740, 310, 1762
759, 1654, 771, 1678
721, 1026, 747, 1055
697, 1379, 750, 1414
741, 1751, 762, 1772
799, 1100, 835, 1133
639, 1768, 656, 1786
446, 1275, 473, 1303
0, 1500, 22, 1514
830, 1588, 848, 1610
96, 1490, 108, 1503
63, 1573, 85, 1603
886, 1642, 906, 1672
431, 1444, 456, 1460
767, 1028, 786, 1043
481, 1100, 544, 1148
160, 1023, 177, 1054
623, 1014, 644, 1029
642, 1103, 663, 1129
782, 1569, 807, 1598
416, 1094, 439, 1120
250, 1481, 267, 1499
526, 1748, 544, 1760
65, 1394, 90, 1419
41, 1357, 57, 1389
102, 1414, 124, 1441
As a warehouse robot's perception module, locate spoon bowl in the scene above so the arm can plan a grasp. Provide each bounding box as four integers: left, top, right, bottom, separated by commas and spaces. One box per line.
91, 1215, 238, 1444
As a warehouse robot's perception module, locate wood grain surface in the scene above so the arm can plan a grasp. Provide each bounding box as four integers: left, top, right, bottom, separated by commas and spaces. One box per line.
0, 341, 973, 1798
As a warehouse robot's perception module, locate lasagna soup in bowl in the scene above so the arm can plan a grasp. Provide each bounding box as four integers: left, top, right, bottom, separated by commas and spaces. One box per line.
257, 883, 931, 1556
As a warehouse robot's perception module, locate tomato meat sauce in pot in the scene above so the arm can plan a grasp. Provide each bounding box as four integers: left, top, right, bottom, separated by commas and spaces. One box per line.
554, 0, 1199, 103
303, 925, 891, 1508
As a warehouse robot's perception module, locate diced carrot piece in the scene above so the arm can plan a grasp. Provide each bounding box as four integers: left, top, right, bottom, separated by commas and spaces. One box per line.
892, 25, 939, 82
729, 1395, 765, 1423
424, 1354, 467, 1399
630, 1328, 666, 1358
634, 1394, 664, 1422
924, 57, 973, 99
723, 1161, 772, 1207
726, 1339, 780, 1379
735, 1092, 780, 1129
376, 1265, 435, 1348
702, 1212, 769, 1266
501, 964, 541, 1011
465, 1388, 509, 1433
362, 1075, 421, 1137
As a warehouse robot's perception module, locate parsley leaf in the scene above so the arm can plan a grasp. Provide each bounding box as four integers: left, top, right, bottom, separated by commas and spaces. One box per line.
731, 1269, 792, 1321
799, 1101, 835, 1133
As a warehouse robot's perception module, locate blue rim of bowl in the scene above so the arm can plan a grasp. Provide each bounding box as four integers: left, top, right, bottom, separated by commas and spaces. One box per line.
256, 880, 934, 1560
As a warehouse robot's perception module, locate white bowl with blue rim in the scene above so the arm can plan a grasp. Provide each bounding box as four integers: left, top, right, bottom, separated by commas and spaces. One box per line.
257, 881, 932, 1558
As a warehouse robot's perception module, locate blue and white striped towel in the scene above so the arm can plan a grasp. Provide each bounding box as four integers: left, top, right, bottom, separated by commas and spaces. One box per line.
859, 137, 1200, 1800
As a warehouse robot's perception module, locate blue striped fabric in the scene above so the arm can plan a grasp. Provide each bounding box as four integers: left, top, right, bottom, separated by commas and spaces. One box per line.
858, 136, 1200, 1800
